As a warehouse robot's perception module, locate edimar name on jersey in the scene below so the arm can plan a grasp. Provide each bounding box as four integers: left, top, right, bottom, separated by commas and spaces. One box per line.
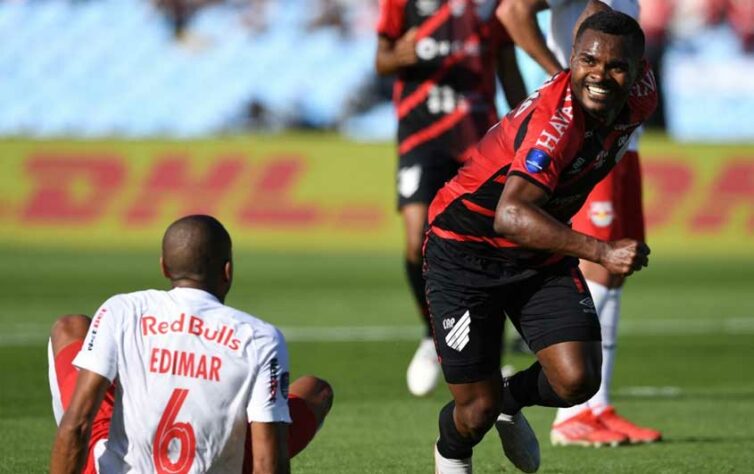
141, 313, 242, 351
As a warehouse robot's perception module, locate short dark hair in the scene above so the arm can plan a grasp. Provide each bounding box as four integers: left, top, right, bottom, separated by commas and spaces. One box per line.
575, 10, 645, 59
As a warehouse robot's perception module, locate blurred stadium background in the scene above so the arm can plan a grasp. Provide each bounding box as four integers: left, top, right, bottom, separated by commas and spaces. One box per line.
1, 0, 753, 472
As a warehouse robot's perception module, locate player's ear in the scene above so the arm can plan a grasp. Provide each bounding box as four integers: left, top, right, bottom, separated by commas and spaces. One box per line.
224, 260, 233, 283
160, 257, 171, 279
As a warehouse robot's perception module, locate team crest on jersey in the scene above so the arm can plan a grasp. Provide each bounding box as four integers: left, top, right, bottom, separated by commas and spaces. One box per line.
525, 149, 552, 174
589, 201, 614, 228
398, 165, 422, 198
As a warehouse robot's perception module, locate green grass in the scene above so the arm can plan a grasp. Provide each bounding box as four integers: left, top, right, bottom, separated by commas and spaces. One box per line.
1, 248, 753, 473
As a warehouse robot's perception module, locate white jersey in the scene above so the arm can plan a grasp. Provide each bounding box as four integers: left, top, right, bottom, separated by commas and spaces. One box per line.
546, 0, 641, 151
73, 287, 291, 474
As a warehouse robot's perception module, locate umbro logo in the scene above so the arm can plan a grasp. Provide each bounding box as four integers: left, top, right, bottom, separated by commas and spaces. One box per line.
579, 297, 597, 314
445, 310, 471, 352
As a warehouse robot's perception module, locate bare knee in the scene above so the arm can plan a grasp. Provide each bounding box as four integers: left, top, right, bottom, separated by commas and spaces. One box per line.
454, 395, 501, 438
50, 314, 90, 356
289, 375, 333, 424
550, 367, 600, 405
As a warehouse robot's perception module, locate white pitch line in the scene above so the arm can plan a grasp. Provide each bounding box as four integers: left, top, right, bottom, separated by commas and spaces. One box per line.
1, 318, 753, 346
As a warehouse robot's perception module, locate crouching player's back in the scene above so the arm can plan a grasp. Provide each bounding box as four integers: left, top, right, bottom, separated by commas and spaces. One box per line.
49, 215, 332, 474
82, 287, 291, 473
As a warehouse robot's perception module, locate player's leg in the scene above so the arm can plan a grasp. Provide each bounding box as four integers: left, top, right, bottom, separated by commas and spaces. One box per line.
424, 236, 538, 473
501, 262, 627, 448
286, 375, 334, 457
48, 314, 115, 474
399, 153, 459, 397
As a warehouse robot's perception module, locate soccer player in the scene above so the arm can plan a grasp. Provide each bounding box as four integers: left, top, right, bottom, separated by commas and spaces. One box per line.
49, 215, 333, 474
425, 11, 656, 472
497, 0, 662, 446
375, 0, 528, 397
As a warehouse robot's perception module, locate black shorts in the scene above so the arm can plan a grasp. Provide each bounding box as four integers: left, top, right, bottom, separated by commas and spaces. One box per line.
424, 235, 602, 384
397, 148, 460, 209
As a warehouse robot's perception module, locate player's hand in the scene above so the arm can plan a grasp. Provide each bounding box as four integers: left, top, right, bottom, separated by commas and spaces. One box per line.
394, 28, 418, 66
598, 239, 650, 276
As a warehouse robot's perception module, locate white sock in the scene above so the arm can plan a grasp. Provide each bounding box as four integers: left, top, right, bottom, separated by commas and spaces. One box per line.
590, 288, 621, 414
553, 281, 610, 424
434, 443, 472, 474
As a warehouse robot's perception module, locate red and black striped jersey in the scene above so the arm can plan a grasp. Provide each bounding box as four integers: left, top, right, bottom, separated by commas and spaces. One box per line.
377, 0, 510, 159
428, 65, 658, 266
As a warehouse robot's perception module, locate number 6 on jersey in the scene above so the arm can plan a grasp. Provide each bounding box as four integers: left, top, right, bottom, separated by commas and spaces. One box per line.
153, 388, 196, 474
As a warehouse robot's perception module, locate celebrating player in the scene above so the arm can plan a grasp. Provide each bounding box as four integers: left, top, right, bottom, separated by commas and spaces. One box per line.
49, 215, 333, 474
375, 0, 528, 397
425, 11, 656, 472
498, 0, 661, 446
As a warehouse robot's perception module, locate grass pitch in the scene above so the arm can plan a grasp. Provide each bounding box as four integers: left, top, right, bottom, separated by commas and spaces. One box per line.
1, 248, 753, 473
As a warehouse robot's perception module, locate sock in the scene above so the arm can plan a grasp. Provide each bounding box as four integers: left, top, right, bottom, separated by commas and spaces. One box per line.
553, 280, 610, 424
436, 401, 482, 460
405, 259, 431, 337
502, 362, 569, 416
590, 288, 621, 414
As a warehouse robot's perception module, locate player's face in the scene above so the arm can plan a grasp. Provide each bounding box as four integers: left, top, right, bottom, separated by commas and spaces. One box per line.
569, 29, 639, 125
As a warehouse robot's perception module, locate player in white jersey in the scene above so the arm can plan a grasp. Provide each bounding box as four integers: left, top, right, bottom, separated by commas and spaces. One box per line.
49, 215, 333, 474
497, 0, 661, 447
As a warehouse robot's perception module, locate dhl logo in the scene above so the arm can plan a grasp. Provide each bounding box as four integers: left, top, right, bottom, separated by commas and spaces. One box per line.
0, 145, 752, 253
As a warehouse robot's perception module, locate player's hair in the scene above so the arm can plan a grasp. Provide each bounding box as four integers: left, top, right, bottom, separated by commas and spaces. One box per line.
575, 10, 645, 59
162, 214, 232, 284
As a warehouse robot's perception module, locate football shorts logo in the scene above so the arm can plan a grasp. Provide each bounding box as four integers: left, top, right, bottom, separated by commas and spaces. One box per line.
398, 165, 421, 198
588, 201, 614, 228
445, 310, 471, 352
525, 149, 551, 174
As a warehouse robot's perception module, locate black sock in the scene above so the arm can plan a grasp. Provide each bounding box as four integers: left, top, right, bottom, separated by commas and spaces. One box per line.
436, 401, 483, 460
501, 362, 569, 415
405, 259, 431, 337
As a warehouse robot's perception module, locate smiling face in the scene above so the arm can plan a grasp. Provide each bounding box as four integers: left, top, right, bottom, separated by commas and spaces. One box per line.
569, 29, 640, 125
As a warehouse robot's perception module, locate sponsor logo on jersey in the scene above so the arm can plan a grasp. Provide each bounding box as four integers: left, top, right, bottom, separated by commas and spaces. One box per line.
269, 357, 280, 401
589, 201, 614, 227
445, 310, 471, 352
141, 313, 243, 351
525, 149, 552, 174
86, 307, 108, 351
535, 93, 574, 152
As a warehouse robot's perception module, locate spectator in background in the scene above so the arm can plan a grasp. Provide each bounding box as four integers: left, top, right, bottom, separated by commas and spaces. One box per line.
375, 0, 527, 398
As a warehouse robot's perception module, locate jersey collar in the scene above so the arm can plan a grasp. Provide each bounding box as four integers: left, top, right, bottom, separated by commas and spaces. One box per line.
169, 287, 221, 304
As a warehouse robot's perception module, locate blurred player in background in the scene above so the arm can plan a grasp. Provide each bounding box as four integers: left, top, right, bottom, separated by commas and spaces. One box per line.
375, 0, 528, 397
426, 10, 656, 472
49, 215, 332, 473
498, 0, 661, 447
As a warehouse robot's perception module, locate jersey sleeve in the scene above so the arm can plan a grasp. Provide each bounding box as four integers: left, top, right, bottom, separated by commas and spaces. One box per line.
376, 0, 406, 40
507, 87, 583, 193
72, 295, 126, 382
247, 327, 292, 424
628, 61, 658, 123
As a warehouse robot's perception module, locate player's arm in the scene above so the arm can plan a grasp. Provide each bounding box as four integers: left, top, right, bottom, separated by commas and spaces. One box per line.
50, 369, 111, 474
496, 42, 528, 109
493, 175, 649, 275
375, 29, 418, 76
496, 0, 563, 76
249, 421, 290, 474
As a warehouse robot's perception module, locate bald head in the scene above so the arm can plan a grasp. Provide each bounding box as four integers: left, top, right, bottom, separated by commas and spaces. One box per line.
161, 215, 232, 296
